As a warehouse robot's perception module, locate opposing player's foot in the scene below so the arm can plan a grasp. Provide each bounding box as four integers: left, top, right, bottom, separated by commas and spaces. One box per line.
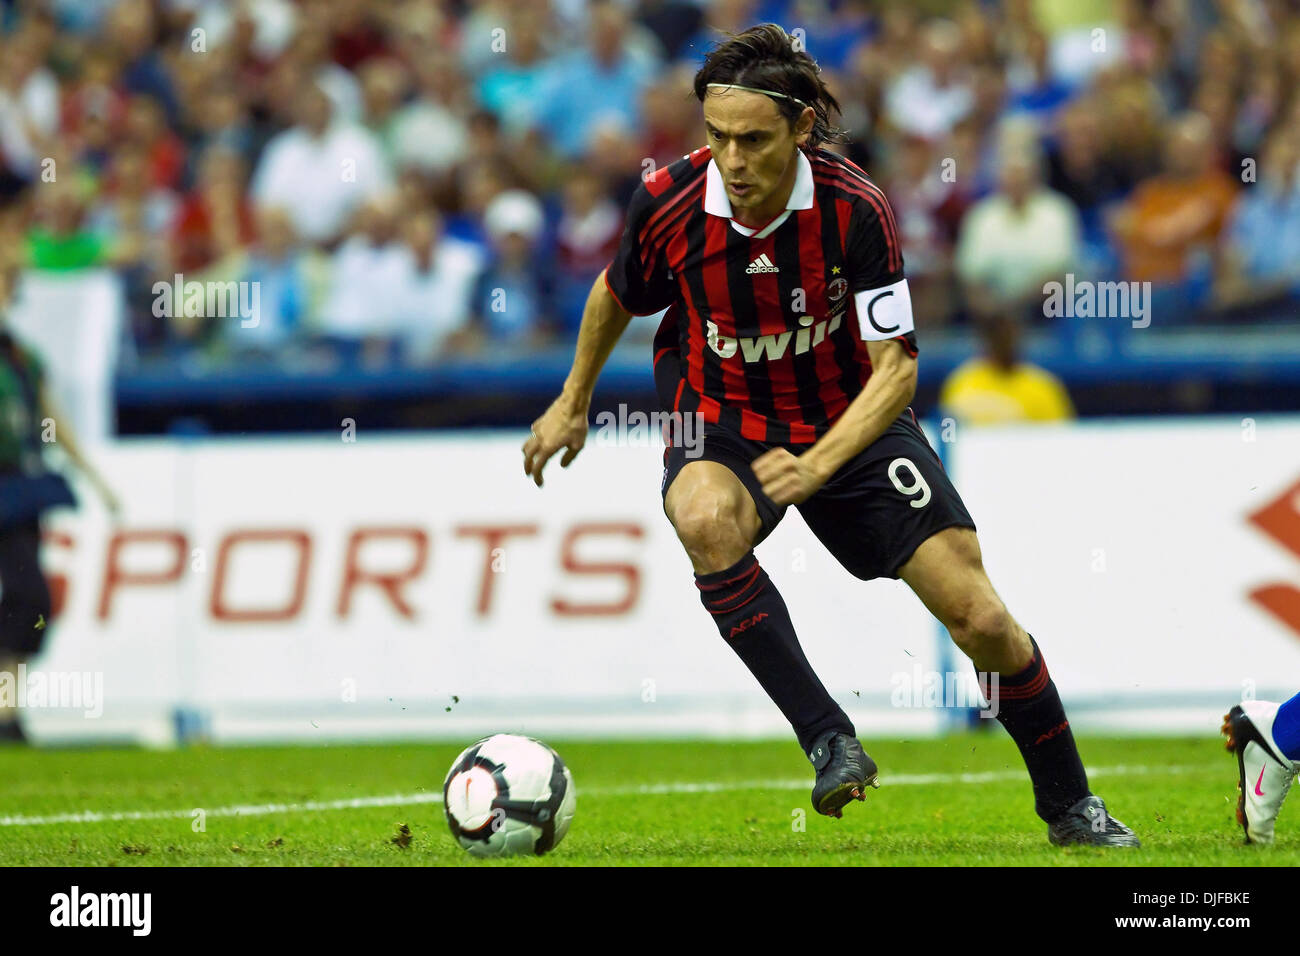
1047, 795, 1141, 847
1222, 701, 1298, 845
808, 730, 879, 817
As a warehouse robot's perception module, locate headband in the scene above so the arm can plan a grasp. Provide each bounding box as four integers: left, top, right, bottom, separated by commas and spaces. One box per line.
706, 83, 811, 111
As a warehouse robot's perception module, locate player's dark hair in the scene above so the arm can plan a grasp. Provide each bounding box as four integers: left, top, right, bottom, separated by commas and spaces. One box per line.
693, 23, 846, 148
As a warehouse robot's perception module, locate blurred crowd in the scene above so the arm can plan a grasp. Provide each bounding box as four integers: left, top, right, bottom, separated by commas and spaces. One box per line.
1, 0, 1299, 373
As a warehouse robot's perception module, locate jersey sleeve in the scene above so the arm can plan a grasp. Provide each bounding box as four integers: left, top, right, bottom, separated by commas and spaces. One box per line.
845, 196, 904, 292
604, 181, 677, 316
845, 195, 917, 357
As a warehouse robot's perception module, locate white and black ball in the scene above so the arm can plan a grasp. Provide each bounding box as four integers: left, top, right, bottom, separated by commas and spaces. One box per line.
443, 734, 576, 857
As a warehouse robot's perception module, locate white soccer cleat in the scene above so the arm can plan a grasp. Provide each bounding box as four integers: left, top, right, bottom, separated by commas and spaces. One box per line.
1223, 701, 1299, 845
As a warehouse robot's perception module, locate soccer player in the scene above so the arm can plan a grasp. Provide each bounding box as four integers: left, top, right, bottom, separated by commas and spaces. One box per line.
0, 257, 119, 743
522, 24, 1138, 846
1223, 697, 1300, 844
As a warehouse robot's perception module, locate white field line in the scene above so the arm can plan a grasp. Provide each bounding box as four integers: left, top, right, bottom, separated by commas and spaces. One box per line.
0, 762, 1209, 828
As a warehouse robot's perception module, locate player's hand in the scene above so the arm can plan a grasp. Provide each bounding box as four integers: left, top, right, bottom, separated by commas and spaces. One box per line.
522, 392, 589, 488
752, 448, 827, 506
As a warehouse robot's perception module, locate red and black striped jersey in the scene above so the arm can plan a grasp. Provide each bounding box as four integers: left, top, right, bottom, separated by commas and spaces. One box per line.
604, 144, 916, 445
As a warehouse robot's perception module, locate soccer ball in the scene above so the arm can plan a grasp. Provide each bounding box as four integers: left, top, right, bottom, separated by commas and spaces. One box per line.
443, 734, 577, 857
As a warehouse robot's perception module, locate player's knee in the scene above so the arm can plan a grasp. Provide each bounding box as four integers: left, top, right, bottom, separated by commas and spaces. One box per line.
668, 494, 751, 572
947, 599, 1014, 660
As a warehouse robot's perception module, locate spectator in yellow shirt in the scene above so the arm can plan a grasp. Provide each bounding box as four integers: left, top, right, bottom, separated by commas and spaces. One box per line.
940, 314, 1075, 424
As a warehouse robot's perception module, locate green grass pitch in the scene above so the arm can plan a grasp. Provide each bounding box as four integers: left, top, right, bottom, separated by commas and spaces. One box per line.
0, 733, 1292, 866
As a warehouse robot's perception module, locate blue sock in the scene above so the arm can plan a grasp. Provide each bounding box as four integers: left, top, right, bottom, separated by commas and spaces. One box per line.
1273, 693, 1300, 761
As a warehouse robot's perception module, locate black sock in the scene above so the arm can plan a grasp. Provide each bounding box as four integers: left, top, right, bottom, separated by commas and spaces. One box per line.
979, 635, 1089, 822
696, 552, 852, 754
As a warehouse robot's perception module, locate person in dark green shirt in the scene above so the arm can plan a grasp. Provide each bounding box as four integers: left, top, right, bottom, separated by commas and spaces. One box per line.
0, 258, 119, 743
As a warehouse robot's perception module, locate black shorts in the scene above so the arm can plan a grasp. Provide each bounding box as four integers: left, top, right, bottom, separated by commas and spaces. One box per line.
0, 516, 51, 657
661, 410, 976, 581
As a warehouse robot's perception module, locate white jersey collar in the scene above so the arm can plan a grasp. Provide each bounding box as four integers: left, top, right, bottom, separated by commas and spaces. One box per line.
704, 148, 814, 238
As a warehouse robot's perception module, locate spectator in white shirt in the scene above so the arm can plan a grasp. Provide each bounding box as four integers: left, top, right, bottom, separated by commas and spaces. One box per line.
885, 19, 973, 140
388, 51, 470, 177
956, 137, 1081, 320
318, 193, 408, 345
0, 32, 59, 180
390, 209, 484, 365
250, 80, 392, 246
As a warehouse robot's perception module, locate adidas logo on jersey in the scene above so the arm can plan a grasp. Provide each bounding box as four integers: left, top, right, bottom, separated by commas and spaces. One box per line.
745, 254, 779, 274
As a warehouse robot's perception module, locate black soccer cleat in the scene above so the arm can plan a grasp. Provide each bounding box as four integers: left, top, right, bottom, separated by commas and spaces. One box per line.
1047, 795, 1141, 847
808, 730, 879, 818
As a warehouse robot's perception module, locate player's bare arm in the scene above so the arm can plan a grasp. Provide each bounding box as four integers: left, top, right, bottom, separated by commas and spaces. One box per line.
752, 338, 917, 506
522, 268, 632, 487
37, 384, 120, 515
